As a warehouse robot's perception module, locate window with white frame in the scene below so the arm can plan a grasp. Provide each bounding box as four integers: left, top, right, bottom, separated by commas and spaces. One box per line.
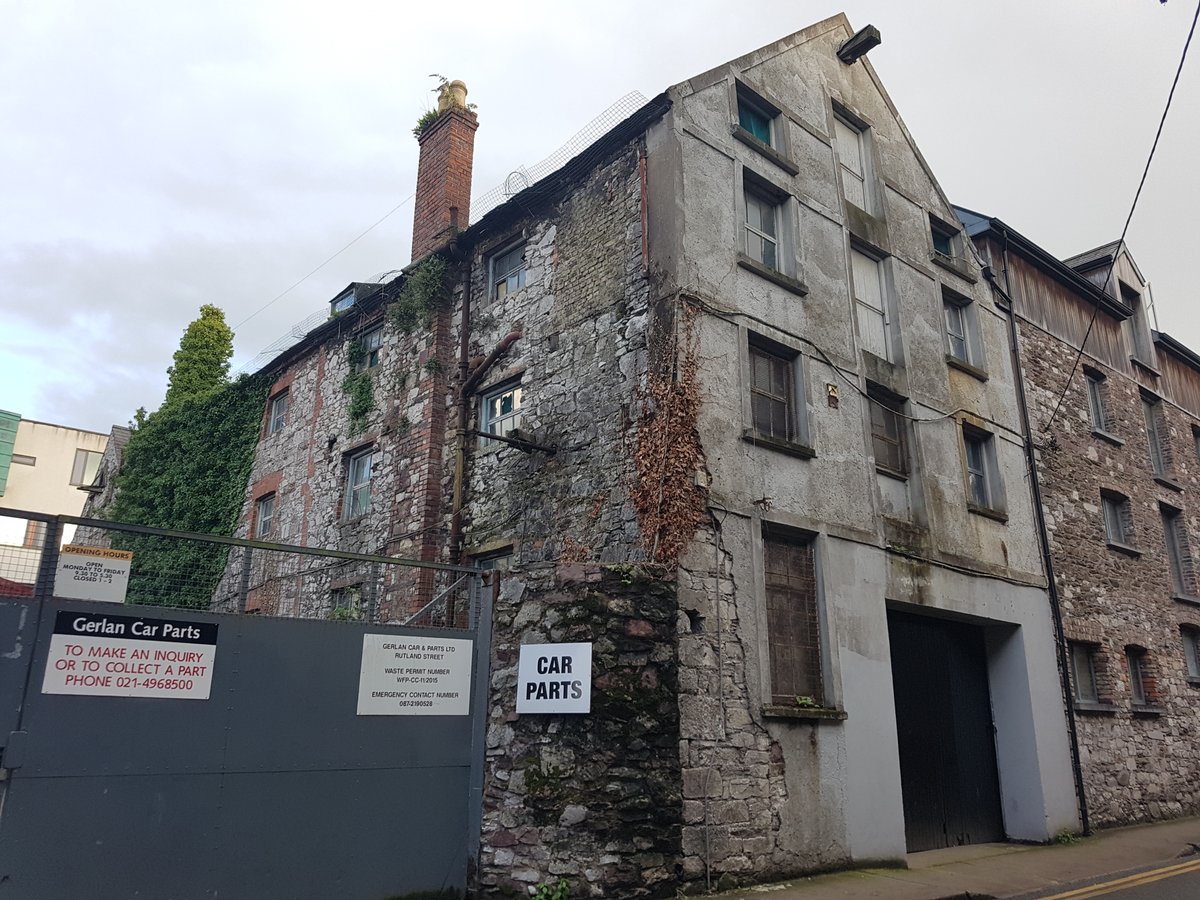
962, 424, 1003, 514
1101, 491, 1134, 548
1181, 626, 1200, 680
743, 186, 779, 271
851, 249, 889, 361
942, 288, 983, 372
834, 115, 869, 211
748, 339, 801, 444
1161, 503, 1193, 596
268, 390, 289, 435
490, 243, 527, 302
355, 326, 383, 372
1085, 369, 1110, 434
481, 382, 523, 446
255, 493, 276, 538
1069, 641, 1100, 704
343, 448, 373, 520
69, 448, 103, 486
763, 529, 823, 706
869, 389, 908, 477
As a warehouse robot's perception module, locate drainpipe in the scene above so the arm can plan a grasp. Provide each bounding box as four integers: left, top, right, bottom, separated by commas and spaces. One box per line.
449, 322, 522, 565
987, 233, 1090, 836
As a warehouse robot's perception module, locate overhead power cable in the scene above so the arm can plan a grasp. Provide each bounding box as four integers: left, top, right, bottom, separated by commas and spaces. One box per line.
1041, 0, 1200, 433
233, 192, 415, 330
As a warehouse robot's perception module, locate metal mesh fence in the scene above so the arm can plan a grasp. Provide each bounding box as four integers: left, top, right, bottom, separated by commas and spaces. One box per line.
0, 508, 482, 629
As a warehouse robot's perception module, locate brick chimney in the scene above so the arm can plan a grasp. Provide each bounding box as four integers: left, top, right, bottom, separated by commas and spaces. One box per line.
412, 79, 478, 261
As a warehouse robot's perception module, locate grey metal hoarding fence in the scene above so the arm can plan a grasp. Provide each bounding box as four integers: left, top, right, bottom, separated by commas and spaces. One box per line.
0, 506, 493, 900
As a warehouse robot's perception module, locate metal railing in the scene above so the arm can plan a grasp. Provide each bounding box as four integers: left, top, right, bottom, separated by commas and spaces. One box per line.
0, 508, 483, 629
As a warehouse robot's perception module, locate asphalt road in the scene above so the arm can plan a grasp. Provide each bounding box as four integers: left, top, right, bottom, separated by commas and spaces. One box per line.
1036, 856, 1200, 899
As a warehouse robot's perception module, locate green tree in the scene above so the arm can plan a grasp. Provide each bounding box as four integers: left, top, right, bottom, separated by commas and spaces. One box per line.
163, 304, 234, 405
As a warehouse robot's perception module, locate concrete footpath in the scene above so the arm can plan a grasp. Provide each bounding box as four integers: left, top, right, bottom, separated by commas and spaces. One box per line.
710, 817, 1200, 900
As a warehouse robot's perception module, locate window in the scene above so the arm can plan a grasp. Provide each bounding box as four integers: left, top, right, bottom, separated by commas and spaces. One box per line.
69, 449, 103, 486
1085, 370, 1109, 433
343, 448, 373, 519
1126, 647, 1150, 706
331, 288, 355, 314
1161, 504, 1193, 596
1102, 492, 1133, 547
834, 115, 869, 211
743, 186, 779, 271
254, 493, 275, 539
330, 585, 362, 619
1181, 627, 1200, 680
738, 92, 774, 146
1143, 396, 1169, 477
763, 531, 823, 705
851, 249, 889, 360
481, 382, 523, 445
268, 391, 289, 435
12, 454, 35, 466
1193, 425, 1200, 461
490, 243, 526, 302
749, 342, 798, 442
1069, 641, 1100, 704
943, 298, 968, 362
1122, 283, 1154, 363
962, 425, 1002, 513
869, 390, 908, 477
930, 216, 958, 263
355, 327, 383, 372
473, 549, 513, 573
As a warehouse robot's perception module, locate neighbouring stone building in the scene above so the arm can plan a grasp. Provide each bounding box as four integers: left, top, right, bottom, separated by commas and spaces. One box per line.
962, 210, 1200, 829
214, 13, 1200, 896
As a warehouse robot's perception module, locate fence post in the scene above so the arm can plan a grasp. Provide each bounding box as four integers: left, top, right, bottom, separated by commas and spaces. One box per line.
33, 518, 64, 603
237, 547, 253, 613
366, 562, 381, 623
465, 570, 494, 892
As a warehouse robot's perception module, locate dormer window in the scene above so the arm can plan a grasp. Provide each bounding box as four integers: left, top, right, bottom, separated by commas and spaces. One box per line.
331, 288, 355, 314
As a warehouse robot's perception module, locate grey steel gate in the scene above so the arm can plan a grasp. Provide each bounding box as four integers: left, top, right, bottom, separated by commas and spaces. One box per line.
0, 511, 491, 900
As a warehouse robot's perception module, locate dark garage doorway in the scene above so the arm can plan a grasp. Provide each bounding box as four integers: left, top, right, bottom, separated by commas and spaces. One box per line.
888, 610, 1005, 852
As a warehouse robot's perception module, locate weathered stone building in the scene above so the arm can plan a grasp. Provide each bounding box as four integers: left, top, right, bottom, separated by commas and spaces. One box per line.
963, 210, 1200, 829
221, 16, 1092, 896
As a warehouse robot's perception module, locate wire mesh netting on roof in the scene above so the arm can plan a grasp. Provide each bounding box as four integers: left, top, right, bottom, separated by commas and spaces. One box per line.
471, 91, 649, 221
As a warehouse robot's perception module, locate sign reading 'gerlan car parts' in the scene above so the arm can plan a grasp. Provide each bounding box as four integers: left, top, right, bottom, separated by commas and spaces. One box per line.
41, 611, 217, 700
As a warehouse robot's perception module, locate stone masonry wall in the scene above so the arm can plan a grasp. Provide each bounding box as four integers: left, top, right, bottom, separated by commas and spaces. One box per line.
479, 564, 681, 898
1017, 316, 1200, 826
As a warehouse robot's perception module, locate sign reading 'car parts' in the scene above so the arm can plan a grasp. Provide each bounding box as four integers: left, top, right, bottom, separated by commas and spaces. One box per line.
41, 610, 217, 700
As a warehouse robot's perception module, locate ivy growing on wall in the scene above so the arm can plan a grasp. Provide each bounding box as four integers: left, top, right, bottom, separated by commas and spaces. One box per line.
388, 256, 448, 334
106, 372, 272, 608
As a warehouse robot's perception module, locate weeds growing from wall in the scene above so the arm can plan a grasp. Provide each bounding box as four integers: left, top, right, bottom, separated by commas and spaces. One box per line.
389, 256, 448, 334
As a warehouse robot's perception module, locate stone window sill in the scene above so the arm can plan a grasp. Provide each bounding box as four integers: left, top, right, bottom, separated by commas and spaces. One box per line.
931, 252, 976, 283
1131, 705, 1163, 718
731, 126, 800, 176
1092, 429, 1123, 447
876, 466, 908, 482
1187, 677, 1200, 688
1154, 475, 1185, 493
763, 704, 847, 722
1073, 702, 1116, 716
1106, 541, 1142, 558
736, 253, 809, 297
967, 503, 1008, 524
1172, 594, 1200, 609
742, 429, 815, 460
945, 355, 988, 382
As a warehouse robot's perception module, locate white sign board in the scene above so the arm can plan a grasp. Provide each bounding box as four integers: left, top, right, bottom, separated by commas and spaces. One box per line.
54, 544, 132, 603
357, 634, 473, 716
516, 642, 592, 714
42, 610, 217, 700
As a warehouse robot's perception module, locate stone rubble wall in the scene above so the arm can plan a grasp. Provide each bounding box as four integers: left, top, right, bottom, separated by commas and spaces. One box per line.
1017, 317, 1200, 826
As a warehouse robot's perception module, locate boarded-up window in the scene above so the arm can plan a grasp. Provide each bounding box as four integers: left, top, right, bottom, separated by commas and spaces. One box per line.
764, 533, 823, 705
834, 117, 867, 210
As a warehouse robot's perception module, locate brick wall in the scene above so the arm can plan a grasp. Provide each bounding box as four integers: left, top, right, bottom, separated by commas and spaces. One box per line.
412, 108, 478, 261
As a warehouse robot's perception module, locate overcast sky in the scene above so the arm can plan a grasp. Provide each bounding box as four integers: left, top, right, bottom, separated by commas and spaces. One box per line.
3, 0, 1197, 434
